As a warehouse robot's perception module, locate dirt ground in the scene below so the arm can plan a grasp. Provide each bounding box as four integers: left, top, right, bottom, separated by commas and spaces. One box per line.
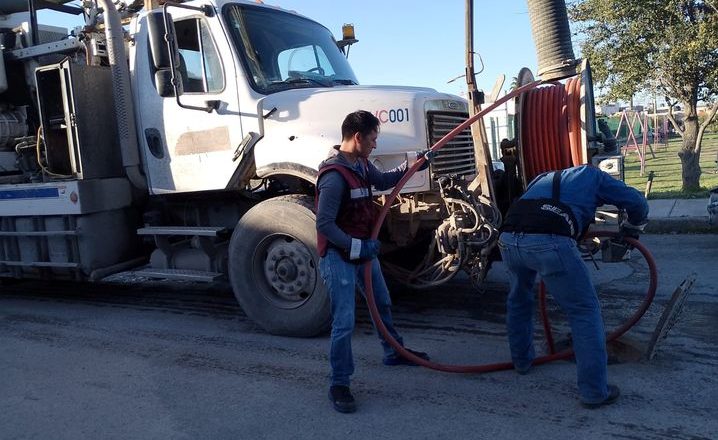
0, 234, 716, 440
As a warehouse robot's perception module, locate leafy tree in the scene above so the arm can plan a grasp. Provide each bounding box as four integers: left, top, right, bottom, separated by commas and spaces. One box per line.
569, 0, 718, 191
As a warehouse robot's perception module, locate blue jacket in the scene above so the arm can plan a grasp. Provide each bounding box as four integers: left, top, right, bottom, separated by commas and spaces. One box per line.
521, 165, 649, 231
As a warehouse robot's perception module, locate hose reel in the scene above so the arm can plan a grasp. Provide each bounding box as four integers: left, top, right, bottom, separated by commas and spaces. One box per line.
514, 60, 598, 186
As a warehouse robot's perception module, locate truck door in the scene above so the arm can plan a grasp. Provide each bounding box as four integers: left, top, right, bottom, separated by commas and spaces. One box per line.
135, 9, 243, 193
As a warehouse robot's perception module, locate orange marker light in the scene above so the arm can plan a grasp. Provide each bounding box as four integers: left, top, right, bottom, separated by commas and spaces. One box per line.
342, 24, 355, 40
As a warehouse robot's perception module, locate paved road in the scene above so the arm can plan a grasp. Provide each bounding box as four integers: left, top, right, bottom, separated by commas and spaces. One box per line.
1, 235, 716, 440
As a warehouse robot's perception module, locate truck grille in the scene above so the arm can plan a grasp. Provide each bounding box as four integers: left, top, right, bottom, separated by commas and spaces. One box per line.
427, 112, 476, 178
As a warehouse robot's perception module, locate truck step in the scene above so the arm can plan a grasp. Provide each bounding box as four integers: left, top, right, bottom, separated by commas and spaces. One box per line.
132, 268, 224, 282
0, 230, 78, 237
136, 226, 228, 237
0, 260, 80, 269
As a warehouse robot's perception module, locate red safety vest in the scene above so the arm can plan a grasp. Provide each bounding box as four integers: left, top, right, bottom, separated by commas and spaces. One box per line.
316, 160, 376, 258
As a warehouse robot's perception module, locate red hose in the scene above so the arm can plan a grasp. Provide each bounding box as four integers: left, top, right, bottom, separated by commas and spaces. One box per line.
535, 88, 549, 172
551, 86, 563, 167
537, 232, 657, 357
567, 77, 582, 166
557, 84, 571, 168
365, 229, 657, 372
361, 76, 658, 372
542, 87, 559, 172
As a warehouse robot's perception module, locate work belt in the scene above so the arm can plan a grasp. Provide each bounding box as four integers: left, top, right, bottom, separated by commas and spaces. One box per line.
501, 171, 581, 239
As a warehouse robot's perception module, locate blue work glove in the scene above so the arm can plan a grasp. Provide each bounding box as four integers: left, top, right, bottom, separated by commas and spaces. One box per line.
355, 239, 381, 261
415, 149, 437, 171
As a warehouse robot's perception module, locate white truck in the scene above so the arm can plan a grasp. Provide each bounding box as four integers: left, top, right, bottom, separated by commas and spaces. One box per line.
1, 0, 591, 337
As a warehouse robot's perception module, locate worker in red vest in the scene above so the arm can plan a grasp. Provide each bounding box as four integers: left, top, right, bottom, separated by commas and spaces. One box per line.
316, 110, 432, 413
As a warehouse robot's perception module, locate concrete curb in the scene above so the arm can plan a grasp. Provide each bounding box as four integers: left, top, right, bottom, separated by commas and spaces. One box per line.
645, 217, 717, 234
645, 198, 715, 233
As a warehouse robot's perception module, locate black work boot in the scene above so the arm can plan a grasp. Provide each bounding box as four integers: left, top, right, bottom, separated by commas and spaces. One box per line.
383, 348, 430, 366
581, 384, 620, 409
514, 363, 531, 375
328, 385, 356, 413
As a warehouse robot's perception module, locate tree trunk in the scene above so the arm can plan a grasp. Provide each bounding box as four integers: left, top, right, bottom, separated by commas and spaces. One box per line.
678, 115, 701, 191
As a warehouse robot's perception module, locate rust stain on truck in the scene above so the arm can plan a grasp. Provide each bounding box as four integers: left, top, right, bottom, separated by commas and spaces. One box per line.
174, 127, 231, 155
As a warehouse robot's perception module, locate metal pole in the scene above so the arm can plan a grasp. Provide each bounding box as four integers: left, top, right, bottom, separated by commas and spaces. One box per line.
653, 95, 659, 151
145, 0, 160, 11
644, 170, 654, 198
465, 0, 495, 202
27, 0, 39, 46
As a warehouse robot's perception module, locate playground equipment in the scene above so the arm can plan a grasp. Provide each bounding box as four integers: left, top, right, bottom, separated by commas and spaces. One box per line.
615, 110, 655, 176
650, 113, 671, 152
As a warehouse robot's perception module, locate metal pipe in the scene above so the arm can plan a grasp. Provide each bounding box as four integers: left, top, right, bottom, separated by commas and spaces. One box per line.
96, 0, 147, 191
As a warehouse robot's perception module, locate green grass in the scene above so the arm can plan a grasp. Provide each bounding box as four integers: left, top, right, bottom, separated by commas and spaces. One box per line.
622, 133, 718, 199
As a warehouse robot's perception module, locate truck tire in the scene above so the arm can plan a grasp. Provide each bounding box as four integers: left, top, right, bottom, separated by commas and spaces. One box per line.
228, 195, 331, 337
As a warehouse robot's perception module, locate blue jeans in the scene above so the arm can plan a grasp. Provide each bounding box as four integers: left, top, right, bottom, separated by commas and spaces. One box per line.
498, 232, 609, 404
319, 248, 404, 387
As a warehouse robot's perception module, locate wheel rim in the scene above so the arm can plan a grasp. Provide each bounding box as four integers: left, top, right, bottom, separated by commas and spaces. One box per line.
254, 233, 317, 309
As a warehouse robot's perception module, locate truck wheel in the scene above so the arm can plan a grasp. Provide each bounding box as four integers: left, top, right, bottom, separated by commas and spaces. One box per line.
228, 195, 330, 337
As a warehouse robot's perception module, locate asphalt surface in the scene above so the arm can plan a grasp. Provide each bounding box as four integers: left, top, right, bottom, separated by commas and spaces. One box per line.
1, 234, 716, 440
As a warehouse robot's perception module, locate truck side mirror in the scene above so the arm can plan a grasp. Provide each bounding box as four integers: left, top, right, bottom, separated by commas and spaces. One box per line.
148, 10, 184, 99
155, 69, 182, 97
147, 11, 178, 71
146, 4, 217, 113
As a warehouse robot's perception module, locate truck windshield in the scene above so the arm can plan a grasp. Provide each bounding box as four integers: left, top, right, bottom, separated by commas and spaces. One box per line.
224, 4, 359, 94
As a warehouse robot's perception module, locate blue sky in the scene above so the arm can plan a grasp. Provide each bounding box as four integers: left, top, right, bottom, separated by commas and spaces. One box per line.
271, 0, 538, 97
40, 0, 539, 97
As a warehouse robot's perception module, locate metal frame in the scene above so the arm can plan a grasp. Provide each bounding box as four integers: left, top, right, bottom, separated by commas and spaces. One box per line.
7, 38, 83, 60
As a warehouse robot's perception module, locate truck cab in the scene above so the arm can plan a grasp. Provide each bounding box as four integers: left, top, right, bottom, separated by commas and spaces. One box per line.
133, 1, 475, 195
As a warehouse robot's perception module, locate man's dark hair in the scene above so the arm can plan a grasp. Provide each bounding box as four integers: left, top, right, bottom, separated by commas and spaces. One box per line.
341, 110, 380, 140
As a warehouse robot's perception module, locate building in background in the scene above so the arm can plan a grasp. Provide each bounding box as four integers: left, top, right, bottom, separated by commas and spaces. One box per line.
595, 103, 620, 116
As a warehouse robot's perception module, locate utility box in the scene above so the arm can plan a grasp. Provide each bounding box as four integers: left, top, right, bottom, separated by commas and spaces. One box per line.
592, 154, 624, 181
35, 59, 123, 179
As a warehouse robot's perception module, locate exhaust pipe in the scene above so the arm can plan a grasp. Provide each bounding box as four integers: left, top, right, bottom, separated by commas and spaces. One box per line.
526, 0, 578, 81
96, 0, 147, 191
